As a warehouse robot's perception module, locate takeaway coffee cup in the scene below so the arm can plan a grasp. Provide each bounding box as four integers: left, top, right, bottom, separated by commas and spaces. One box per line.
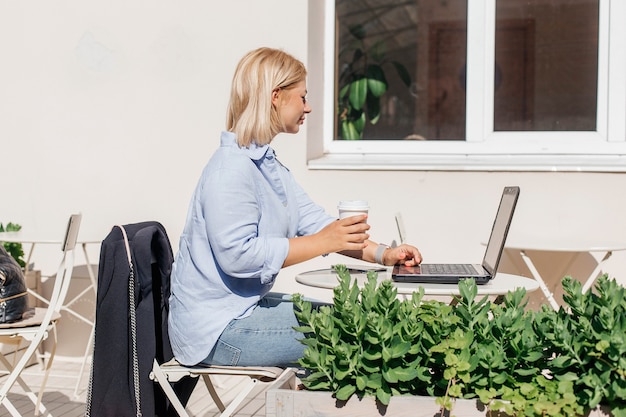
338, 200, 369, 221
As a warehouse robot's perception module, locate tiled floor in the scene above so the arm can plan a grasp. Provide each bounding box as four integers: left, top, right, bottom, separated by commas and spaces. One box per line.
0, 358, 277, 417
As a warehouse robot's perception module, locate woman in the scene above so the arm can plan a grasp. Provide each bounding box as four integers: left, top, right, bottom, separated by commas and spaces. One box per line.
169, 47, 422, 367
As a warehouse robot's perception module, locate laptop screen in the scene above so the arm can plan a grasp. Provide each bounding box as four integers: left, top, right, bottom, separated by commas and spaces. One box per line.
482, 186, 520, 275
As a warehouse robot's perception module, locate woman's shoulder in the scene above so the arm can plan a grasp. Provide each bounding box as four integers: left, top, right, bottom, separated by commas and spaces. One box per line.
209, 145, 257, 170
195, 148, 258, 190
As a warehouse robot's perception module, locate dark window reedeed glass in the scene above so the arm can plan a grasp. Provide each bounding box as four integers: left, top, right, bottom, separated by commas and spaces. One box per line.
335, 0, 600, 141
335, 0, 468, 141
494, 0, 599, 131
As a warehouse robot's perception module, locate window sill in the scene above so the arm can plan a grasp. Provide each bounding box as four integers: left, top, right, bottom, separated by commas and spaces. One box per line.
307, 153, 626, 172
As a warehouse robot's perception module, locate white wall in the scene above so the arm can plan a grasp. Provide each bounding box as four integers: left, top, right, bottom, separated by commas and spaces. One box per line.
1, 0, 309, 270
1, 1, 625, 306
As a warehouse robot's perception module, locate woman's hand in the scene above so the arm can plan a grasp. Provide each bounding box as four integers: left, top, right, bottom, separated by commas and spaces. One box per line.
381, 244, 422, 267
318, 215, 370, 253
283, 215, 370, 267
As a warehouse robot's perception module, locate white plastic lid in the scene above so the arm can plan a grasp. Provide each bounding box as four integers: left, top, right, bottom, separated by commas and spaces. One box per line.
337, 200, 369, 210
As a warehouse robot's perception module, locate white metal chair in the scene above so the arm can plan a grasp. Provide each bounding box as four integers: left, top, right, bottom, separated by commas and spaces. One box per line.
150, 359, 296, 417
0, 214, 81, 417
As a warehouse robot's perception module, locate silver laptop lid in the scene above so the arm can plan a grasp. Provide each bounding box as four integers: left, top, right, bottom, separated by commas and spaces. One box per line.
481, 186, 520, 276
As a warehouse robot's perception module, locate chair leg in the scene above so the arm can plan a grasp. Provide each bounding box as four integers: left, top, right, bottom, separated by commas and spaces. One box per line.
150, 359, 192, 417
0, 350, 52, 417
217, 378, 258, 417
35, 325, 59, 416
202, 374, 226, 412
1, 396, 22, 417
74, 323, 95, 398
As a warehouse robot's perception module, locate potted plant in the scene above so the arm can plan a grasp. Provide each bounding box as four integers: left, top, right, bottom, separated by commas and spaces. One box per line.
0, 222, 25, 268
337, 24, 412, 140
266, 266, 624, 417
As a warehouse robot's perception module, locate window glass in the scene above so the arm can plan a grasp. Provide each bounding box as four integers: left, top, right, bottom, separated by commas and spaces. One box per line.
494, 0, 599, 131
335, 0, 468, 141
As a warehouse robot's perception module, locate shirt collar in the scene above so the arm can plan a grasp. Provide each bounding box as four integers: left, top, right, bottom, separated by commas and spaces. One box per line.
220, 131, 273, 161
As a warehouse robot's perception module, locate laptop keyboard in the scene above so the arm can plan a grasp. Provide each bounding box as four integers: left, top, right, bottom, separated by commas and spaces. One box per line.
421, 263, 479, 275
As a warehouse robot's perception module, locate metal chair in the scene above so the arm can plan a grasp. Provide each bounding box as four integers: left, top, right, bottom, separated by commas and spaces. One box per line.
150, 359, 295, 417
0, 214, 81, 416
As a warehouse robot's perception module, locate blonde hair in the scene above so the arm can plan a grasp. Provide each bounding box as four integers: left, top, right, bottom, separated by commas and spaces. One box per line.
226, 47, 307, 147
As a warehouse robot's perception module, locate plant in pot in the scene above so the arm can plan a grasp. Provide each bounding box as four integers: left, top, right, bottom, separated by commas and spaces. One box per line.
289, 265, 625, 417
337, 23, 412, 140
0, 222, 25, 268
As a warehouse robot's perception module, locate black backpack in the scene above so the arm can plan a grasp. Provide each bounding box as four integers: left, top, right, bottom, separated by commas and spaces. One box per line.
0, 245, 28, 323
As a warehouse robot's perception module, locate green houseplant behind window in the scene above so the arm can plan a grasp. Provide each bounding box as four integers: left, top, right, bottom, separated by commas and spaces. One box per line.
337, 23, 412, 140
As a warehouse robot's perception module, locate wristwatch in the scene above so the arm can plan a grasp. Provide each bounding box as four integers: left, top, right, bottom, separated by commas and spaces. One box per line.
375, 244, 389, 265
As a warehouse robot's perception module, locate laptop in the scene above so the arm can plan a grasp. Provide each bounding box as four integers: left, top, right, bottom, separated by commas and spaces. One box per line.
392, 186, 520, 284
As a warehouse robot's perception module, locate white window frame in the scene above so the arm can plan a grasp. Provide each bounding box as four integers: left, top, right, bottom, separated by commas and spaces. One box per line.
306, 0, 626, 172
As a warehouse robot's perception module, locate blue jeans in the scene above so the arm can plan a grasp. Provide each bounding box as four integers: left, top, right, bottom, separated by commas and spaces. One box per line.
200, 293, 324, 367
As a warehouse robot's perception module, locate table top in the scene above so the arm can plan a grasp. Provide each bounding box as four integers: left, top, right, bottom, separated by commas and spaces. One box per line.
296, 267, 540, 296
0, 231, 100, 245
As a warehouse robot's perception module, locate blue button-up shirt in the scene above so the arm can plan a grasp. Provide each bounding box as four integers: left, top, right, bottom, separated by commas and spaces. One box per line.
169, 131, 335, 365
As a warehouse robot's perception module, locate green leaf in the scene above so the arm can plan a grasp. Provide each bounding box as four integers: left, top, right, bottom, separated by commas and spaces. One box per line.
348, 78, 368, 111
366, 373, 383, 389
334, 366, 351, 381
514, 367, 539, 377
356, 375, 368, 391
392, 61, 412, 87
382, 345, 392, 362
361, 361, 380, 373
523, 351, 544, 362
492, 372, 507, 385
293, 325, 313, 334
365, 65, 387, 97
551, 355, 573, 368
458, 279, 478, 304
383, 366, 418, 382
335, 383, 356, 401
389, 340, 411, 358
341, 120, 361, 140
382, 367, 399, 383
353, 111, 366, 134
376, 386, 392, 405
362, 348, 382, 361
554, 372, 579, 382
443, 368, 457, 380
449, 384, 463, 398
611, 404, 626, 417
304, 379, 331, 390
444, 353, 459, 367
338, 83, 350, 100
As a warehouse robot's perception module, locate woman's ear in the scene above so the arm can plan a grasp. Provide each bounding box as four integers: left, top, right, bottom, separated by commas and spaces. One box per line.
271, 88, 281, 106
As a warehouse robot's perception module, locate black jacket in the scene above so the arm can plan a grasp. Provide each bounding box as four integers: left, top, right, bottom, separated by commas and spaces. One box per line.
86, 221, 196, 417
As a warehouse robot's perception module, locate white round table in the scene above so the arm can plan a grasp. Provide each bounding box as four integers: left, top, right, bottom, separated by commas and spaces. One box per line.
296, 267, 539, 298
